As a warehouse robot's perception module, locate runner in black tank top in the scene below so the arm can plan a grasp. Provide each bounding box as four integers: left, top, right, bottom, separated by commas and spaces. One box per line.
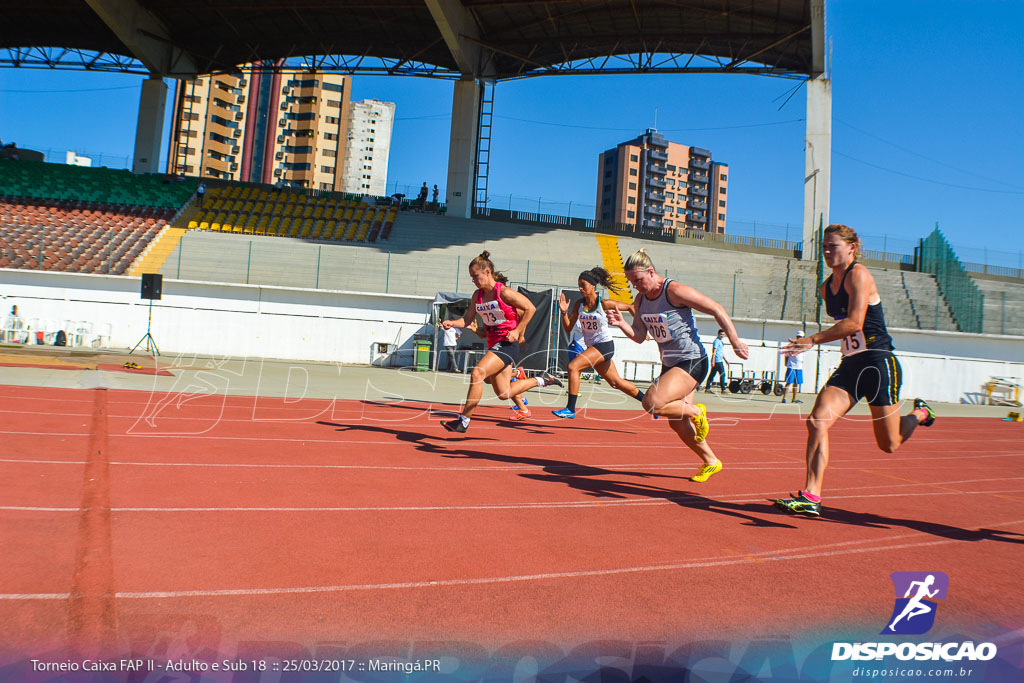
774, 225, 937, 517
824, 262, 893, 353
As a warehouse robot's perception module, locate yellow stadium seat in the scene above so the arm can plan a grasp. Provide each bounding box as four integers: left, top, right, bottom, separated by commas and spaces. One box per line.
199, 221, 210, 230
187, 220, 198, 229
211, 222, 221, 231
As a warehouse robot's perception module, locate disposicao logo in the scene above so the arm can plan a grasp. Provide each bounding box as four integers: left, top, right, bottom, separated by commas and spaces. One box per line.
831, 572, 998, 662
882, 571, 948, 635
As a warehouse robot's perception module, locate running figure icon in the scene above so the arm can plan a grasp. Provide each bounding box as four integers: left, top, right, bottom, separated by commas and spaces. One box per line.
887, 574, 939, 633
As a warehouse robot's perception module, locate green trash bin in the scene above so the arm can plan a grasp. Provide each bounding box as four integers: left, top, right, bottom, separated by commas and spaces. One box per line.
414, 336, 432, 372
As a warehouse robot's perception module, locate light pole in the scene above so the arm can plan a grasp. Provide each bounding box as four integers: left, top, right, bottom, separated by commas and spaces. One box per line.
731, 269, 743, 317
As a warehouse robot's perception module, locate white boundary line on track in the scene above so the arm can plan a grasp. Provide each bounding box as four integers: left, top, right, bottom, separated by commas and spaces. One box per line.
2, 453, 1021, 472
1, 457, 1022, 477
0, 429, 1021, 452
3, 487, 1022, 514
5, 521, 1024, 601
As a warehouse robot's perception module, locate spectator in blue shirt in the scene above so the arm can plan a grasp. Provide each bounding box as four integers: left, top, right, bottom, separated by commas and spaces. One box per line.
704, 329, 728, 392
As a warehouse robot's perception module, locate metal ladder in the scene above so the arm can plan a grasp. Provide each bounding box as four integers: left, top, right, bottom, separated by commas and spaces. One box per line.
473, 80, 494, 214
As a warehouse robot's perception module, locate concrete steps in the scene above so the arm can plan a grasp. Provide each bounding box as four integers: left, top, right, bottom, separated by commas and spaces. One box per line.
156, 213, 1022, 335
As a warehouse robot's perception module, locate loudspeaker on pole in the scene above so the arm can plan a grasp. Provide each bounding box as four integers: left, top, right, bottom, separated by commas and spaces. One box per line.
141, 273, 163, 300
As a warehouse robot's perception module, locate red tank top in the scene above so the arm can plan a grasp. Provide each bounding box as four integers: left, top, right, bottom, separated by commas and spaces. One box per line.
474, 281, 520, 347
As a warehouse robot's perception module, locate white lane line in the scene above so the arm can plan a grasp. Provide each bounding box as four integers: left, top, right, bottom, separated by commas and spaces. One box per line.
3, 488, 1022, 515
2, 452, 1021, 473
65, 534, 1024, 600
0, 529, 939, 601
5, 519, 1021, 602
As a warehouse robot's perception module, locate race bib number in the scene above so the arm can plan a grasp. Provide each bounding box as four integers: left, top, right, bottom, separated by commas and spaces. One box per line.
840, 330, 867, 356
641, 313, 674, 342
476, 300, 507, 327
579, 313, 600, 332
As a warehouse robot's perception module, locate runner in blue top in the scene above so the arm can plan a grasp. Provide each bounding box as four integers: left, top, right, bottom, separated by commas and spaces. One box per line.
608, 248, 749, 483
774, 224, 936, 516
552, 266, 646, 419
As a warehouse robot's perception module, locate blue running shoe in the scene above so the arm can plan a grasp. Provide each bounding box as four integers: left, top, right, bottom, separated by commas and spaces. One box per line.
552, 407, 576, 419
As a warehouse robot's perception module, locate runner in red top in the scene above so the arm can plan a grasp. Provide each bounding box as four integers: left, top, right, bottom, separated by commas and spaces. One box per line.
441, 251, 562, 433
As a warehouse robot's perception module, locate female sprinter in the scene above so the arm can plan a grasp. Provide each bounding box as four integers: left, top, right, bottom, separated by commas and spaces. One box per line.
774, 224, 935, 516
441, 251, 561, 433
552, 266, 646, 418
607, 249, 749, 482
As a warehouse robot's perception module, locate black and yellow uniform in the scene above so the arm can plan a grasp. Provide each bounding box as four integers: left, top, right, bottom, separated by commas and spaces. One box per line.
823, 263, 901, 406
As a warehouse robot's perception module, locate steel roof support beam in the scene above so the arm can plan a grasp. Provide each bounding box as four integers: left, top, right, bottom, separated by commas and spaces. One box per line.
424, 0, 492, 78
84, 0, 198, 77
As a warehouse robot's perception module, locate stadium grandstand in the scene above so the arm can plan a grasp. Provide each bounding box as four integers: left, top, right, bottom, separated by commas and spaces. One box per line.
2, 159, 1022, 337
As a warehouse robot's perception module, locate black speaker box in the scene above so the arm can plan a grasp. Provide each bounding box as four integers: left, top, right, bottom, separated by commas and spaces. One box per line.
141, 273, 163, 300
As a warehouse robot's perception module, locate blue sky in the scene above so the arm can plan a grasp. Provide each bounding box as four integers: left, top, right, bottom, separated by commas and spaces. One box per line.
1, 0, 1021, 266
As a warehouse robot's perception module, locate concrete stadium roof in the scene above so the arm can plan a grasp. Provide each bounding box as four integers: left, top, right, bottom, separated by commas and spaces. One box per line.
2, 0, 818, 80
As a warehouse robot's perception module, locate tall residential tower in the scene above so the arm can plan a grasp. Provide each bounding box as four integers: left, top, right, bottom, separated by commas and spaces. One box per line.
595, 129, 728, 234
169, 67, 394, 194
341, 99, 396, 196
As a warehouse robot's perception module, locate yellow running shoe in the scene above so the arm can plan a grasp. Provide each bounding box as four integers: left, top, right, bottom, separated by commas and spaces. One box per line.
690, 403, 709, 442
690, 459, 722, 483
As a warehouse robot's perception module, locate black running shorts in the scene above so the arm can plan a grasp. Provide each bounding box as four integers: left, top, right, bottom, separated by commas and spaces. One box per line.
825, 351, 902, 407
488, 340, 522, 369
660, 354, 710, 386
590, 341, 615, 364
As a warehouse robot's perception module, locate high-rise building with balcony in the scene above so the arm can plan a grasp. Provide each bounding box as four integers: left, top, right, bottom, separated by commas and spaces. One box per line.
169, 67, 393, 193
341, 99, 396, 196
595, 129, 728, 234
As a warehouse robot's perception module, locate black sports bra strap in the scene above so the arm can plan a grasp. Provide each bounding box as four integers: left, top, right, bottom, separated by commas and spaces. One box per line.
833, 262, 858, 294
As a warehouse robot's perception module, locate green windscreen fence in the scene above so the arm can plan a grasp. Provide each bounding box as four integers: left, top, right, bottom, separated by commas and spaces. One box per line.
917, 228, 984, 333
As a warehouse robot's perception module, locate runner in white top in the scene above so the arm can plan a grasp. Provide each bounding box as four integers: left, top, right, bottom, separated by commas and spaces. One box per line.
552, 267, 646, 419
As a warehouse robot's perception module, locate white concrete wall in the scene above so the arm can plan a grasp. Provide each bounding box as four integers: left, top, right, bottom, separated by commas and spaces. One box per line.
554, 315, 1023, 405
2, 269, 1021, 404
0, 269, 432, 366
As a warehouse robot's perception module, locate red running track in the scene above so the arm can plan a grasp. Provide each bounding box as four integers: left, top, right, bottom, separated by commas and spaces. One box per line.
0, 383, 1022, 658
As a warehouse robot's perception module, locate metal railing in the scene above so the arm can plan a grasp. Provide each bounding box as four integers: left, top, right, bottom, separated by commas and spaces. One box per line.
917, 228, 985, 333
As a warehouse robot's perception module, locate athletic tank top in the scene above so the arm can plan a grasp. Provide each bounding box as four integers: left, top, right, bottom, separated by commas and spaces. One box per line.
578, 296, 613, 346
824, 262, 894, 356
635, 278, 704, 363
475, 281, 520, 347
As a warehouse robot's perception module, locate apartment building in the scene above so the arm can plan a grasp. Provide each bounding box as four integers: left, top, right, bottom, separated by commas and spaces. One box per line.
169, 67, 393, 193
595, 129, 728, 234
341, 99, 396, 196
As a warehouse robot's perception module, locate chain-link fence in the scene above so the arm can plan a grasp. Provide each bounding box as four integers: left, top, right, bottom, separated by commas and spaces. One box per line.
918, 228, 985, 333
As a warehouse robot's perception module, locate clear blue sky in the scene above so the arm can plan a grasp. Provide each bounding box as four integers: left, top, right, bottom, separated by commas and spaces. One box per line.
1, 0, 1021, 266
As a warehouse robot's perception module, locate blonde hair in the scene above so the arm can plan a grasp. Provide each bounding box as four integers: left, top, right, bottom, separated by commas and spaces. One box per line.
624, 248, 654, 272
824, 224, 862, 259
